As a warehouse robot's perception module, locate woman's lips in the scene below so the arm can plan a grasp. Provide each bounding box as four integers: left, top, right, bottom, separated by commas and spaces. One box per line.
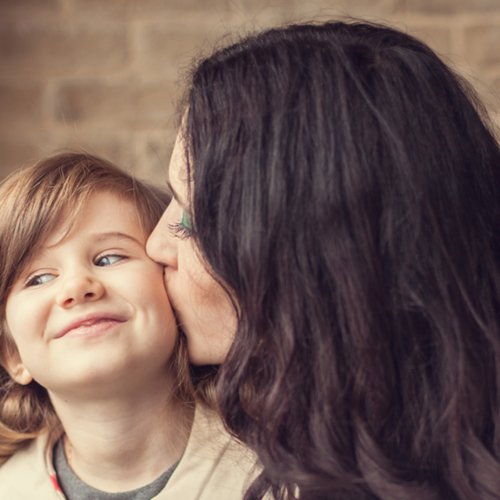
57, 313, 127, 339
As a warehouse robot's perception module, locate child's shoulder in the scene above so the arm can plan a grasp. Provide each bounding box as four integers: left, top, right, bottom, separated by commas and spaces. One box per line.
159, 404, 260, 500
188, 403, 255, 460
0, 431, 62, 499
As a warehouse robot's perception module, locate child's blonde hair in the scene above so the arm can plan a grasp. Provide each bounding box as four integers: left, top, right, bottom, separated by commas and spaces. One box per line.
0, 152, 192, 464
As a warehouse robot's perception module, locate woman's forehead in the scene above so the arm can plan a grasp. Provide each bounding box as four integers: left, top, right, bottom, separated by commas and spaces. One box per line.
168, 133, 190, 207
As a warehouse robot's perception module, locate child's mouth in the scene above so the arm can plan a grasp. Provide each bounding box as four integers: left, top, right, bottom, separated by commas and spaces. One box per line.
57, 313, 127, 339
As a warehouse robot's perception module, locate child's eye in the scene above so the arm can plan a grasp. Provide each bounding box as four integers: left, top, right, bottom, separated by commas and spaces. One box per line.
25, 273, 55, 287
95, 255, 125, 267
168, 211, 194, 239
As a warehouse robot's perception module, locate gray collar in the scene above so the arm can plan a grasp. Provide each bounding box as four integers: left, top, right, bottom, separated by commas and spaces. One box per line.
52, 437, 179, 500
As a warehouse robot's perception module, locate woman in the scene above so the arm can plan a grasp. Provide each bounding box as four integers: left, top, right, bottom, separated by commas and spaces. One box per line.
147, 21, 500, 499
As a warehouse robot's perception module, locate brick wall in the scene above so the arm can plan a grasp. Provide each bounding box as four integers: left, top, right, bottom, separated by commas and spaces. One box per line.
1, 0, 499, 183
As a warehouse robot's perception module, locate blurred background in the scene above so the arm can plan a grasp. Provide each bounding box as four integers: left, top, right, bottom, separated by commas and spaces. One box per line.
1, 0, 499, 184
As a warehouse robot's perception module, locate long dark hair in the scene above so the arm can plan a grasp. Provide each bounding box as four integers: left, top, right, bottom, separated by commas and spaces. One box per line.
184, 21, 500, 499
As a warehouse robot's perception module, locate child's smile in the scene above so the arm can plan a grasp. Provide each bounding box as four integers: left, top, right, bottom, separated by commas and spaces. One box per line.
5, 191, 177, 395
55, 311, 128, 340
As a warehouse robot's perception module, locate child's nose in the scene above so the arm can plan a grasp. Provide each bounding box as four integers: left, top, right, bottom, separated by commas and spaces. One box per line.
56, 274, 104, 308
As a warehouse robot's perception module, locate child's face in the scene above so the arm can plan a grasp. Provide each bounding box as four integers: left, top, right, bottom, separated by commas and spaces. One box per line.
4, 191, 177, 394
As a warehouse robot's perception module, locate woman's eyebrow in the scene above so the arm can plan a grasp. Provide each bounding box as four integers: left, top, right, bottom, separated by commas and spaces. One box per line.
166, 181, 187, 209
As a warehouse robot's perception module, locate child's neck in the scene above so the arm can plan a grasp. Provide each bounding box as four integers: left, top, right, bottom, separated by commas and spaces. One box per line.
49, 368, 194, 493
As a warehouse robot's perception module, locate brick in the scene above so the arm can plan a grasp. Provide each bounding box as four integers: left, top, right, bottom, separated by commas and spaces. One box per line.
240, 0, 390, 18
55, 81, 134, 126
136, 81, 179, 129
135, 129, 178, 185
464, 26, 500, 68
73, 0, 230, 15
55, 79, 178, 130
0, 135, 46, 180
0, 82, 45, 131
395, 0, 500, 13
0, 133, 138, 181
239, 0, 295, 14
0, 23, 129, 78
0, 0, 61, 15
51, 130, 177, 186
491, 78, 500, 107
137, 23, 228, 74
408, 27, 451, 57
46, 132, 139, 172
476, 76, 500, 116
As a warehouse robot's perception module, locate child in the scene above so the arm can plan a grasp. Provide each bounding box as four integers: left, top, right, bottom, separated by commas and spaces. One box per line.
0, 153, 256, 499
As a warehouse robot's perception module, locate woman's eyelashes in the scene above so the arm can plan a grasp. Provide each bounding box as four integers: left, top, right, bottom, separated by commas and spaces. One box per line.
182, 211, 193, 232
168, 211, 194, 239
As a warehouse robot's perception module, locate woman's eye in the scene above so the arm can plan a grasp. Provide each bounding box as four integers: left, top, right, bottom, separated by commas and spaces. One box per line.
181, 211, 193, 231
25, 273, 55, 287
168, 211, 194, 239
95, 255, 124, 267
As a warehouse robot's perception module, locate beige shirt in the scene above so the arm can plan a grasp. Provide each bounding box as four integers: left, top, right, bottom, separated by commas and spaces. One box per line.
0, 405, 259, 499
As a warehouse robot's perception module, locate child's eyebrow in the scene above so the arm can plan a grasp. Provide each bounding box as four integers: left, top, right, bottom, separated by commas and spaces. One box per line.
93, 232, 143, 246
45, 231, 142, 250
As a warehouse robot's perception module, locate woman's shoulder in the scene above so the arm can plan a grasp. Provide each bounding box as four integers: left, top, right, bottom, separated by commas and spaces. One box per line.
0, 430, 63, 499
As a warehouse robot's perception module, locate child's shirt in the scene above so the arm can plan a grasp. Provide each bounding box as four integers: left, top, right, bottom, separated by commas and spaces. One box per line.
52, 437, 180, 499
0, 405, 258, 500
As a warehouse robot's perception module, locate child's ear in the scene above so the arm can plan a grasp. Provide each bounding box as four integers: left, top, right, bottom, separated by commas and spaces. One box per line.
2, 349, 33, 386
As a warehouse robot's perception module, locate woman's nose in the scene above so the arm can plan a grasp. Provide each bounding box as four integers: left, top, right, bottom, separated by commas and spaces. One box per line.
146, 211, 178, 269
56, 274, 105, 308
